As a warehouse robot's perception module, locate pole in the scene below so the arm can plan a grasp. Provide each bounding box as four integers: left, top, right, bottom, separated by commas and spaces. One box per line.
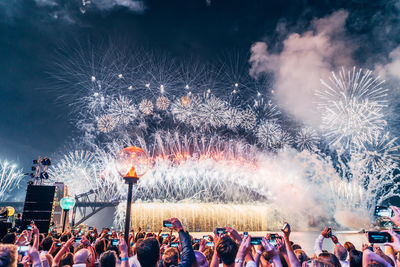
62, 209, 68, 233
124, 178, 137, 245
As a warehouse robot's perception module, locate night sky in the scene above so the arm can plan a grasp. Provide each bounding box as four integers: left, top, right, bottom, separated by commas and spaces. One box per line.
1, 0, 400, 171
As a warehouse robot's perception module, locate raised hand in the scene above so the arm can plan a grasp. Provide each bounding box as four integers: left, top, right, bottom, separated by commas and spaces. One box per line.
169, 218, 184, 232
281, 222, 291, 240
390, 206, 400, 227
321, 227, 331, 238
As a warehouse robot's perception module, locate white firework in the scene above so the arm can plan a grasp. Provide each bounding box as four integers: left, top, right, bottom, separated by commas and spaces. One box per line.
240, 108, 257, 130
139, 99, 154, 115
280, 130, 294, 150
171, 95, 203, 127
199, 95, 228, 128
256, 120, 283, 150
225, 107, 243, 129
295, 128, 320, 152
156, 96, 170, 111
321, 99, 386, 149
108, 96, 138, 125
0, 160, 23, 200
317, 67, 388, 149
356, 131, 400, 173
48, 150, 123, 201
97, 114, 116, 133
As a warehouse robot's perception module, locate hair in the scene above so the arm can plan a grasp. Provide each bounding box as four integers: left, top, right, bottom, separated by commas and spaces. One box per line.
95, 239, 106, 258
294, 249, 309, 265
317, 252, 341, 267
60, 235, 69, 242
365, 261, 386, 267
137, 238, 160, 267
292, 244, 302, 250
59, 252, 74, 267
334, 245, 348, 261
162, 247, 179, 267
349, 250, 362, 267
99, 250, 117, 267
106, 245, 120, 258
216, 236, 238, 266
135, 232, 145, 242
0, 244, 17, 267
202, 247, 213, 263
344, 242, 356, 252
309, 259, 335, 267
0, 234, 16, 245
74, 248, 90, 265
41, 237, 53, 251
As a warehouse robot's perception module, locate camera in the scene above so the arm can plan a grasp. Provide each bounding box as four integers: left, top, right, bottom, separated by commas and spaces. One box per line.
215, 228, 226, 235
368, 232, 392, 243
374, 206, 394, 217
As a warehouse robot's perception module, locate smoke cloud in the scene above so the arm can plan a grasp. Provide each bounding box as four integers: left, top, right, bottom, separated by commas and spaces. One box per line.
249, 10, 354, 126
375, 46, 400, 80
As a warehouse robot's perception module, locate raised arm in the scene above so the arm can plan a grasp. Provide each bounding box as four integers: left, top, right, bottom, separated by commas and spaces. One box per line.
281, 223, 300, 267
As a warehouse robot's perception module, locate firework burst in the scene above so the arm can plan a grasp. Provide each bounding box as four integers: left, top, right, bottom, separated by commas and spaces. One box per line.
108, 96, 138, 125
256, 120, 283, 150
0, 160, 23, 200
295, 128, 320, 152
139, 99, 154, 115
317, 67, 388, 149
97, 115, 116, 133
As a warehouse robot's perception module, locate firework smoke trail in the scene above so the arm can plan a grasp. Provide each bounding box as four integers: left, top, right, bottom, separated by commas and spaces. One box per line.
317, 67, 388, 149
0, 160, 23, 201
48, 43, 400, 229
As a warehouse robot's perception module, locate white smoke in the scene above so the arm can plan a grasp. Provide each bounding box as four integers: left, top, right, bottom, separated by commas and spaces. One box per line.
375, 46, 400, 80
249, 10, 354, 126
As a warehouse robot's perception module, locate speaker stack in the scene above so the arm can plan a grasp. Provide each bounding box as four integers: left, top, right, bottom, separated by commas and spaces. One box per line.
22, 185, 56, 233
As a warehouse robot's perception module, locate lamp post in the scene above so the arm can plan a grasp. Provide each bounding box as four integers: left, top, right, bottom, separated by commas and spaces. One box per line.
60, 197, 75, 233
115, 146, 149, 244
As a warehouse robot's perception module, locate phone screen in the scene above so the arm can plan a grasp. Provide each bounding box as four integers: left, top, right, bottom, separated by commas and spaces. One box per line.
215, 228, 226, 235
194, 238, 200, 243
108, 231, 112, 235
74, 238, 82, 243
161, 234, 168, 238
368, 232, 392, 243
163, 220, 173, 227
26, 226, 32, 230
206, 242, 214, 247
203, 235, 209, 240
17, 246, 29, 256
243, 232, 248, 236
111, 239, 119, 246
374, 206, 394, 217
56, 243, 62, 247
89, 227, 93, 230
250, 237, 263, 245
170, 242, 179, 247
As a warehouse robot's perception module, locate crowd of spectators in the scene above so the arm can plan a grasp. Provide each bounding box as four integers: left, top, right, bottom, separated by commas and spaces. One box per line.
2, 206, 400, 267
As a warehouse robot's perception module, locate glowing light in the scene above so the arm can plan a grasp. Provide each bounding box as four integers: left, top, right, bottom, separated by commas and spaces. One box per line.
118, 74, 123, 79
0, 160, 23, 201
97, 115, 116, 133
139, 99, 154, 115
156, 96, 170, 111
108, 96, 138, 125
91, 76, 96, 82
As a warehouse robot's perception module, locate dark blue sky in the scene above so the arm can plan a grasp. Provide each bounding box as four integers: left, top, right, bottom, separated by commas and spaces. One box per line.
0, 0, 399, 171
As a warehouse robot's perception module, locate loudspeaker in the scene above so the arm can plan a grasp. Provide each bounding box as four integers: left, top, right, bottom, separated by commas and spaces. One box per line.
22, 185, 56, 233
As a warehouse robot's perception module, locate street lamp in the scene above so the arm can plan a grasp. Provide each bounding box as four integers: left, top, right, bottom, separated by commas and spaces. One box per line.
60, 197, 75, 233
115, 146, 149, 243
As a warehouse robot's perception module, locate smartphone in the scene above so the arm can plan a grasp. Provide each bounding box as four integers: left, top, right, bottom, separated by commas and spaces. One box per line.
215, 228, 226, 235
171, 242, 179, 247
206, 242, 214, 247
111, 239, 119, 246
163, 220, 173, 227
26, 225, 32, 230
327, 228, 332, 238
194, 238, 200, 243
108, 231, 112, 235
74, 237, 82, 243
89, 227, 93, 230
368, 232, 392, 243
161, 234, 169, 238
250, 237, 263, 245
17, 246, 29, 256
56, 243, 62, 247
203, 235, 209, 240
282, 223, 289, 232
374, 206, 394, 217
91, 232, 95, 237
243, 232, 248, 237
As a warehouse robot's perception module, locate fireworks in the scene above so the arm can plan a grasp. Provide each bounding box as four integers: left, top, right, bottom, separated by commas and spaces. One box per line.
0, 160, 23, 201
139, 99, 154, 115
317, 67, 388, 149
46, 44, 400, 230
97, 115, 116, 133
156, 96, 170, 110
256, 120, 283, 150
295, 128, 319, 152
108, 96, 138, 125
